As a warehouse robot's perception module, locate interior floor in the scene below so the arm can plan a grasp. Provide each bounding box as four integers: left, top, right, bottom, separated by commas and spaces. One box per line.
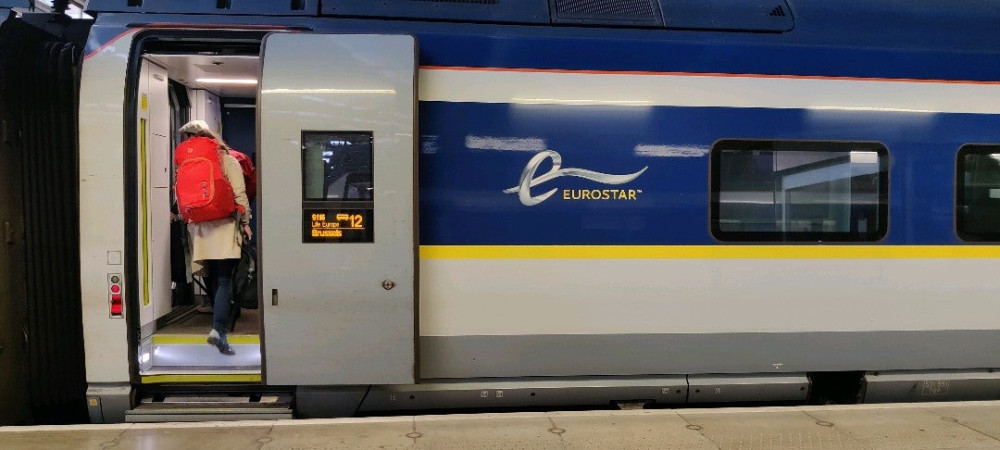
157, 302, 261, 336
138, 306, 262, 383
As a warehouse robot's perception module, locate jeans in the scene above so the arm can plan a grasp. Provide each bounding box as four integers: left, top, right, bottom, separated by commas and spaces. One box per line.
206, 258, 238, 338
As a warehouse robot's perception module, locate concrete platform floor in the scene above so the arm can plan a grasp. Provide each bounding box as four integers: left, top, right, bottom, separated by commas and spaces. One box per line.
3, 401, 999, 449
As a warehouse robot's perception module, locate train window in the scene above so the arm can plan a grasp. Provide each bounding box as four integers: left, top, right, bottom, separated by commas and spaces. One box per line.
302, 131, 374, 201
301, 131, 375, 243
956, 144, 1000, 241
711, 140, 889, 242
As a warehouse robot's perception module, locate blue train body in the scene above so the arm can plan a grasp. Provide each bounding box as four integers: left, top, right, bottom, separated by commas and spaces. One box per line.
79, 2, 1000, 246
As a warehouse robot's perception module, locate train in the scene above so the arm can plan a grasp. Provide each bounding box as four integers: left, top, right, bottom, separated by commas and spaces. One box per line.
0, 0, 998, 424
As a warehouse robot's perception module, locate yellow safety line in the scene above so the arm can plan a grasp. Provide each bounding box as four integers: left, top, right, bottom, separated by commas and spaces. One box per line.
141, 374, 261, 384
419, 245, 1000, 260
151, 334, 260, 345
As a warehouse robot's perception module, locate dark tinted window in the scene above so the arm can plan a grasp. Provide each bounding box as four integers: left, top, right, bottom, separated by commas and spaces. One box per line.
711, 140, 889, 242
956, 144, 1000, 241
302, 131, 373, 201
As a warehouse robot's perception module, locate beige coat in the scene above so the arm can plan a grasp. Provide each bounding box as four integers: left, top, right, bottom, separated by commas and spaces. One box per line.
188, 152, 251, 276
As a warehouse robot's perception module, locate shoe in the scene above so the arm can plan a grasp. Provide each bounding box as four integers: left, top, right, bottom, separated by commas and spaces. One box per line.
195, 305, 213, 314
207, 336, 236, 355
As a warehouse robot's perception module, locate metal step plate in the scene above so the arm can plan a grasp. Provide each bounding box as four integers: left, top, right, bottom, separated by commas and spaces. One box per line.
126, 393, 293, 422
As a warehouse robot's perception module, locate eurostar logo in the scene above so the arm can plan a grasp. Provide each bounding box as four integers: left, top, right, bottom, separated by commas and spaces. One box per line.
503, 150, 648, 206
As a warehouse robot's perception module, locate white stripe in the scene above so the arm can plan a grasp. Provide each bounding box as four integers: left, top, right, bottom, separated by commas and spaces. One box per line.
466, 135, 548, 152
634, 144, 709, 157
418, 68, 1000, 114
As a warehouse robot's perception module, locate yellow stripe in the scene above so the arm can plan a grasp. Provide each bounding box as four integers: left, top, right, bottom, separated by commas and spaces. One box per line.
420, 245, 1000, 259
152, 335, 259, 345
141, 374, 261, 384
140, 119, 149, 306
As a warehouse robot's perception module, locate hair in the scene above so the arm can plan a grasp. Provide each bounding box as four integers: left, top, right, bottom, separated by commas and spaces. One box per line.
179, 120, 231, 153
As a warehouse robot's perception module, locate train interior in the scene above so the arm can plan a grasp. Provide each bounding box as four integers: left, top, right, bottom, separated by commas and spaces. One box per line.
135, 44, 264, 383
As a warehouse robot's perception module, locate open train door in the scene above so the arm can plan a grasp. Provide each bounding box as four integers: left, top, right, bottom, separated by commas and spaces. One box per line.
258, 33, 417, 385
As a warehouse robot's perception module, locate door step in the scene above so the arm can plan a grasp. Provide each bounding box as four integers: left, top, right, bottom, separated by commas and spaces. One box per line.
139, 334, 262, 374
126, 393, 293, 422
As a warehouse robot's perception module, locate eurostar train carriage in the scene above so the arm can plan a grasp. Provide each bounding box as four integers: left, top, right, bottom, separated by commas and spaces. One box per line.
2, 0, 1000, 423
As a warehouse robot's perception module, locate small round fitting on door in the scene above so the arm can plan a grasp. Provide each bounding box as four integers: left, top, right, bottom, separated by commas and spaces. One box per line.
382, 279, 395, 290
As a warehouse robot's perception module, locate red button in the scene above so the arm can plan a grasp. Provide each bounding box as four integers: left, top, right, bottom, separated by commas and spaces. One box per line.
111, 303, 122, 315
111, 293, 122, 302
111, 285, 120, 294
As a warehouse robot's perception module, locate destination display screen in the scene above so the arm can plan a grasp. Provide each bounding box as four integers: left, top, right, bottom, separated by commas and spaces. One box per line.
303, 209, 373, 243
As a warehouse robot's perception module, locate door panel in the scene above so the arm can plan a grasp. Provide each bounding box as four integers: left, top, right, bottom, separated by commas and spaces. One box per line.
259, 33, 417, 385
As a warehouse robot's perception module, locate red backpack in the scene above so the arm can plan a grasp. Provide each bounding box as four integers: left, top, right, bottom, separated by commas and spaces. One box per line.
229, 150, 256, 203
174, 136, 236, 223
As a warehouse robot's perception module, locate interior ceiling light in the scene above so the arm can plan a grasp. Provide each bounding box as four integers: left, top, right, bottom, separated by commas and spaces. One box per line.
195, 78, 258, 85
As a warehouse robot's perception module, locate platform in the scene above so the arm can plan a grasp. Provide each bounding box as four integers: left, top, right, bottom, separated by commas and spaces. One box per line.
3, 401, 999, 449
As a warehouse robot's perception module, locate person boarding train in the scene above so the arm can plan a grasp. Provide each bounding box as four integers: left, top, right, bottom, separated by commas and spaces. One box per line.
175, 120, 252, 355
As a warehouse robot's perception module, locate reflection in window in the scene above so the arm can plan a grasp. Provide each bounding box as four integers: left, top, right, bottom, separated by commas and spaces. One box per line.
957, 144, 1000, 241
711, 140, 888, 242
302, 131, 373, 200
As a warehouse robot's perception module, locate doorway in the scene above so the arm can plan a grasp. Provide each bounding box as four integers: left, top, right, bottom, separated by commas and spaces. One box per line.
133, 39, 263, 383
